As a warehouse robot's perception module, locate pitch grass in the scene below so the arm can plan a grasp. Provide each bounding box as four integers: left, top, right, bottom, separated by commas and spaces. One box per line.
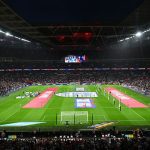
0, 84, 149, 131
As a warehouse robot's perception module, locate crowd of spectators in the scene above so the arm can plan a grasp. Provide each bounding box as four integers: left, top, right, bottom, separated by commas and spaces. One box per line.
0, 70, 149, 96
0, 129, 149, 150
0, 72, 27, 96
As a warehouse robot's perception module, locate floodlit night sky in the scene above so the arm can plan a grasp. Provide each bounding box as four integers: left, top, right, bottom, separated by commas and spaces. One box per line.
5, 0, 143, 25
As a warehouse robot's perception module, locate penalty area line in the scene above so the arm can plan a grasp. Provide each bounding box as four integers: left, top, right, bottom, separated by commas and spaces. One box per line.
0, 109, 20, 123
130, 109, 146, 121
103, 115, 107, 121
42, 115, 46, 121
115, 120, 149, 122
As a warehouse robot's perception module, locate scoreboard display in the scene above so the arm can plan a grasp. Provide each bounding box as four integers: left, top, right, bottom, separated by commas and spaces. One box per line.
65, 55, 86, 63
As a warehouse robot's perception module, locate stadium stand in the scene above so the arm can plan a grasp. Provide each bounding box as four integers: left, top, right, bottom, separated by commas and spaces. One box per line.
0, 69, 149, 96
0, 129, 150, 150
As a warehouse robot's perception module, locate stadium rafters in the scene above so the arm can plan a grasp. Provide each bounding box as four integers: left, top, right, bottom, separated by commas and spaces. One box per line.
0, 0, 54, 46
0, 0, 150, 48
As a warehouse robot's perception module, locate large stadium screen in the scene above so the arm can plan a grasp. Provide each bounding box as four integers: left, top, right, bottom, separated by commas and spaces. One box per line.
65, 55, 86, 63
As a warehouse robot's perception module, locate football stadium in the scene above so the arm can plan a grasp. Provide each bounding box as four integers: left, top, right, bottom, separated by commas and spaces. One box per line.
0, 0, 150, 149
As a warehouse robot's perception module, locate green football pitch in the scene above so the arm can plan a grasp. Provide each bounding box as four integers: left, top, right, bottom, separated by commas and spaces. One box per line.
0, 85, 149, 131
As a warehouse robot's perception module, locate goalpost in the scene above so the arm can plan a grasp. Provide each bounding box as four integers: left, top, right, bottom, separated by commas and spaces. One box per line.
60, 111, 88, 124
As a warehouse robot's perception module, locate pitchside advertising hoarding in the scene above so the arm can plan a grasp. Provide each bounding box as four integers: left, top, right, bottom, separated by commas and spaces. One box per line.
65, 55, 87, 63
0, 68, 149, 72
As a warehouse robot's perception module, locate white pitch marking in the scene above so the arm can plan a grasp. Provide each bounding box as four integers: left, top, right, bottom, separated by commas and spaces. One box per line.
130, 109, 146, 121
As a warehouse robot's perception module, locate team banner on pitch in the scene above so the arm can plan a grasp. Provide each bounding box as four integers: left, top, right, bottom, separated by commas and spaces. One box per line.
75, 98, 96, 108
23, 88, 58, 108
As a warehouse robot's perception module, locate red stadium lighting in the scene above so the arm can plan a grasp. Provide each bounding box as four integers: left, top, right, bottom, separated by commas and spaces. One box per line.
73, 32, 92, 41
84, 32, 90, 36
73, 32, 81, 40
56, 35, 65, 42
84, 32, 92, 41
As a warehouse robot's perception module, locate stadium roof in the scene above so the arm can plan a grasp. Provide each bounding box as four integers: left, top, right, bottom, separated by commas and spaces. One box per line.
0, 0, 150, 48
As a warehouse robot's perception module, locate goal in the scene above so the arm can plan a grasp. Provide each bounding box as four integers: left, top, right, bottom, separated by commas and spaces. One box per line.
60, 111, 88, 124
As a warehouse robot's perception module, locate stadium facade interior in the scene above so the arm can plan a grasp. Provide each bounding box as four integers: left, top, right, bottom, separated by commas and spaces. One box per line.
0, 0, 150, 149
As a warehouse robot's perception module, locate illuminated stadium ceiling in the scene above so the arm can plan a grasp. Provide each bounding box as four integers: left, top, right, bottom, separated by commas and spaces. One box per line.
0, 0, 150, 48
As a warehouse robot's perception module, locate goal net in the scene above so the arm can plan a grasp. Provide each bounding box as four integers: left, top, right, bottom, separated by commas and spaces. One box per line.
60, 111, 88, 124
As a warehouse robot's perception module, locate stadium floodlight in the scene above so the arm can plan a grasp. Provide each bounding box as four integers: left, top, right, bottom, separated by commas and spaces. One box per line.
0, 29, 5, 33
14, 36, 21, 40
135, 31, 142, 37
125, 37, 130, 40
5, 32, 13, 37
143, 29, 150, 33
21, 38, 31, 42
